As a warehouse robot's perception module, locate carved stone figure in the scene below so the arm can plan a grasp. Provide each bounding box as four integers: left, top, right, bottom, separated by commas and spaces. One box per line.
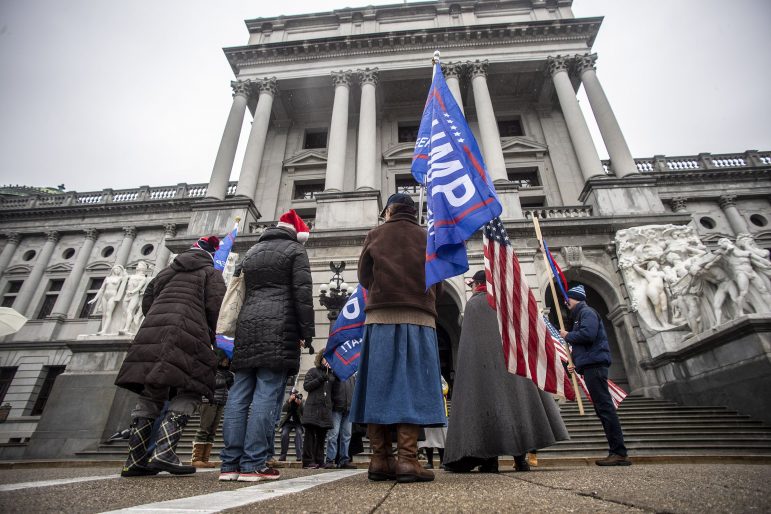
714, 238, 771, 313
88, 265, 128, 335
632, 261, 669, 326
121, 261, 152, 334
735, 233, 771, 291
688, 250, 739, 326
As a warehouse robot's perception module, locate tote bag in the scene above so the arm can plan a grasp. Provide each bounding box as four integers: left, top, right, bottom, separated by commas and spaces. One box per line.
216, 274, 244, 337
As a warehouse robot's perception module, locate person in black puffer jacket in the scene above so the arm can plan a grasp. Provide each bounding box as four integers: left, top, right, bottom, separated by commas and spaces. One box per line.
219, 210, 315, 482
302, 352, 333, 469
191, 349, 234, 468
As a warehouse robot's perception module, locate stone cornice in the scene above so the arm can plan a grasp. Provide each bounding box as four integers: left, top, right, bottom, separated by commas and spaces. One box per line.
224, 18, 603, 73
0, 198, 198, 223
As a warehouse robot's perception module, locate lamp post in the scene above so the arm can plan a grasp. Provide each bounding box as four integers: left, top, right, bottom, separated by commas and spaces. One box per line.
318, 261, 354, 331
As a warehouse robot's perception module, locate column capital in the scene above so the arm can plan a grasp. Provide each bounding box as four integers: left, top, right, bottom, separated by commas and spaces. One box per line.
230, 79, 252, 98
255, 77, 277, 96
84, 228, 99, 241
719, 194, 737, 208
358, 67, 379, 86
575, 53, 598, 75
45, 231, 60, 243
122, 226, 137, 239
331, 70, 352, 88
3, 232, 21, 244
671, 196, 688, 212
441, 62, 466, 80
469, 59, 488, 79
163, 223, 177, 238
546, 55, 571, 76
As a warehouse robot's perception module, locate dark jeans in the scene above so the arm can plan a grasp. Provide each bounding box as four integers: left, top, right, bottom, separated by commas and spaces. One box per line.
302, 424, 328, 466
583, 366, 627, 457
280, 422, 303, 460
195, 403, 224, 443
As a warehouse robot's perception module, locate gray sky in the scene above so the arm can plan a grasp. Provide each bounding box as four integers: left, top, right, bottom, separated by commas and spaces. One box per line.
0, 0, 769, 193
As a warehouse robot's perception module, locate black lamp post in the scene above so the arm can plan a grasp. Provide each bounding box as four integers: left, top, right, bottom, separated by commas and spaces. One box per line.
318, 261, 353, 331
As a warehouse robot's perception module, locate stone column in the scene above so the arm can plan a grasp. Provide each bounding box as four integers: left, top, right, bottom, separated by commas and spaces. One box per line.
14, 231, 59, 317
114, 226, 136, 268
153, 224, 177, 275
0, 232, 21, 276
206, 80, 251, 200
719, 194, 750, 234
235, 78, 277, 201
324, 71, 352, 192
469, 60, 508, 183
442, 62, 465, 114
356, 68, 379, 191
547, 55, 605, 181
576, 54, 638, 178
671, 196, 688, 213
50, 228, 98, 319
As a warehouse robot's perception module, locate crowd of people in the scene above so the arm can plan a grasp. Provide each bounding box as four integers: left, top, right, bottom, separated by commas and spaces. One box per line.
115, 196, 630, 483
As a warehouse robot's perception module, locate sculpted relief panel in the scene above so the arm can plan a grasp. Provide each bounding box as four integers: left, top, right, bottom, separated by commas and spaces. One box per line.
87, 261, 153, 336
615, 225, 771, 337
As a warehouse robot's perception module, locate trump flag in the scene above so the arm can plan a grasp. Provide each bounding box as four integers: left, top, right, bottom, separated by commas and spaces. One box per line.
412, 61, 502, 289
213, 221, 238, 272
322, 286, 367, 381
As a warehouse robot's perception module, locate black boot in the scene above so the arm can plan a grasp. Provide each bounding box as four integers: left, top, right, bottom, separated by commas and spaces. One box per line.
147, 412, 196, 475
121, 417, 159, 477
514, 454, 530, 472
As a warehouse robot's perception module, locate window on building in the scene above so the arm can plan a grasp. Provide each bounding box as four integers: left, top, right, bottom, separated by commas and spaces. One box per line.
395, 175, 420, 194
398, 123, 420, 143
1, 280, 23, 308
36, 279, 65, 320
303, 129, 328, 149
30, 365, 65, 416
78, 277, 104, 319
0, 367, 17, 404
506, 167, 541, 188
497, 118, 524, 138
293, 180, 325, 201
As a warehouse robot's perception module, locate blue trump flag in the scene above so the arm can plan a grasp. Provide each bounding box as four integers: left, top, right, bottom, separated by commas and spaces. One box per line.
213, 221, 238, 272
412, 61, 502, 289
322, 286, 367, 381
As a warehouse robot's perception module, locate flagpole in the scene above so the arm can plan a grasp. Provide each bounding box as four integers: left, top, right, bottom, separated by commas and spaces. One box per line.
417, 51, 440, 227
532, 215, 585, 415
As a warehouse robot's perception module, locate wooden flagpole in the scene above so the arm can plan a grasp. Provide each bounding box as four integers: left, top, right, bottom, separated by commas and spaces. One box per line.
532, 215, 585, 415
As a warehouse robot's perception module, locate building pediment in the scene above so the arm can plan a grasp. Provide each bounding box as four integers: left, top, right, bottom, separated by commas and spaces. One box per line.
500, 137, 548, 158
85, 261, 114, 272
382, 142, 415, 167
3, 264, 31, 275
284, 150, 328, 172
46, 263, 72, 273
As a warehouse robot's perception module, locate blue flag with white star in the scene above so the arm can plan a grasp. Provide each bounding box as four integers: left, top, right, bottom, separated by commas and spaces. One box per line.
411, 62, 502, 289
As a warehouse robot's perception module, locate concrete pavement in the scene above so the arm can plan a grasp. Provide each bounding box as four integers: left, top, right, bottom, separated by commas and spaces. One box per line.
0, 463, 768, 513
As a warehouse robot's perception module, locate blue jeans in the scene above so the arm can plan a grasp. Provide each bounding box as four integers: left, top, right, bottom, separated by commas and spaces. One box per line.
583, 366, 627, 457
266, 387, 285, 461
325, 410, 352, 465
220, 368, 286, 473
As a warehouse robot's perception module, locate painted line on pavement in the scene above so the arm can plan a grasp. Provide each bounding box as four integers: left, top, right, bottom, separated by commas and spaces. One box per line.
100, 469, 365, 513
0, 469, 218, 492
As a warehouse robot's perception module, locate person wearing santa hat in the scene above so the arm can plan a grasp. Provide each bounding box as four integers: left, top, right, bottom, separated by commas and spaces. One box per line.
219, 210, 315, 482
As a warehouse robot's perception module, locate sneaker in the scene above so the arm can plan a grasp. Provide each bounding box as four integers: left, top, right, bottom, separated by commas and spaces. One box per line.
257, 467, 281, 480
277, 456, 286, 462
322, 462, 336, 469
596, 454, 632, 466
218, 471, 240, 481
266, 458, 279, 467
236, 471, 264, 482
302, 463, 320, 469
339, 462, 357, 469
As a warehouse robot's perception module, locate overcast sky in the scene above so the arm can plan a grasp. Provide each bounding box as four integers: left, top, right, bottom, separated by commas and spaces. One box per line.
0, 0, 769, 193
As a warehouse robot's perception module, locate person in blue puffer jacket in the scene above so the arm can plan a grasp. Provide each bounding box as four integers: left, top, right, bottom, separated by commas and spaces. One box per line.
559, 284, 631, 467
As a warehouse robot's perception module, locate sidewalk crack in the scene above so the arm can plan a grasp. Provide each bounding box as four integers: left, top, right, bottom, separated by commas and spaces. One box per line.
369, 482, 398, 513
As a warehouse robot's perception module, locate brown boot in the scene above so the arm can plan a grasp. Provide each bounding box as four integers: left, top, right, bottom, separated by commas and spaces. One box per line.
595, 454, 632, 466
191, 443, 208, 468
367, 424, 396, 481
201, 443, 216, 468
395, 424, 434, 483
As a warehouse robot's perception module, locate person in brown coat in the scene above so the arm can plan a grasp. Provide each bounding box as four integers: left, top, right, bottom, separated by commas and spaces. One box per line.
116, 236, 226, 477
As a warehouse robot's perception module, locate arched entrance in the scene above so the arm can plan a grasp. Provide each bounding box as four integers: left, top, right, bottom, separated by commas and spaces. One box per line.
545, 282, 630, 391
436, 281, 463, 398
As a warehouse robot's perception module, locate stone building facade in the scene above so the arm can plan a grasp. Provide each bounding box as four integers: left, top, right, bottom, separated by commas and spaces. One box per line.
0, 0, 769, 458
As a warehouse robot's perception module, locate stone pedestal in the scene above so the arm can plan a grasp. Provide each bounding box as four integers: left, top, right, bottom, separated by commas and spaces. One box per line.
24, 340, 136, 459
315, 190, 382, 230
494, 182, 524, 220
580, 175, 665, 216
179, 197, 260, 252
641, 314, 771, 424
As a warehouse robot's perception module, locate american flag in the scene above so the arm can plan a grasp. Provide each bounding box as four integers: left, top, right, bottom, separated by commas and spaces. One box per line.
483, 217, 575, 400
543, 315, 627, 409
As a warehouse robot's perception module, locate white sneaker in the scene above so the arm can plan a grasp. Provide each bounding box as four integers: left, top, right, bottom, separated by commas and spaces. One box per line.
236, 472, 264, 482
218, 471, 240, 481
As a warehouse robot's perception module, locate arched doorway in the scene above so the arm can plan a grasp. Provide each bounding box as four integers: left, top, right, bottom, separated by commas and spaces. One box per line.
436, 283, 463, 398
545, 282, 630, 391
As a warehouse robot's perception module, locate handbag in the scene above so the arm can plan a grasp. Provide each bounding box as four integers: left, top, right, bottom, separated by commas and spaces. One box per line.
216, 274, 244, 337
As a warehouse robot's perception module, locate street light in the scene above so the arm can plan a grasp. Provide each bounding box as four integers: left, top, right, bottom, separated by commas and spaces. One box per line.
318, 261, 352, 330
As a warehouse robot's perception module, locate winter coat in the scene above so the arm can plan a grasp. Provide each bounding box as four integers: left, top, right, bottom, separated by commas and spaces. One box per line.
330, 374, 356, 413
302, 365, 333, 429
279, 397, 304, 427
564, 301, 612, 373
232, 227, 315, 375
212, 367, 234, 406
115, 249, 226, 400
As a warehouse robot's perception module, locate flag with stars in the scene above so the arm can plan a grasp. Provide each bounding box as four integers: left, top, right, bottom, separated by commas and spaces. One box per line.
411, 61, 502, 289
483, 216, 575, 400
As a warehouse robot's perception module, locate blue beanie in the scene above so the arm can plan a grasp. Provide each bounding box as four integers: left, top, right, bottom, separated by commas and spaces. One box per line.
567, 284, 586, 301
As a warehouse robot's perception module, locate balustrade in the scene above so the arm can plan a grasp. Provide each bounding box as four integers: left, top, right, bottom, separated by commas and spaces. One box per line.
601, 151, 769, 175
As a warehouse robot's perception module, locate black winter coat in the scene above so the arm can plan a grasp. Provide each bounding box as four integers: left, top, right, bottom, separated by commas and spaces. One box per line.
330, 374, 356, 413
232, 227, 315, 375
115, 249, 226, 400
302, 366, 333, 429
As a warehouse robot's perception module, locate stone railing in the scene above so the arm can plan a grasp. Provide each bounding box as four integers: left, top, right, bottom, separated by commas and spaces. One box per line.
0, 182, 238, 209
523, 206, 592, 219
602, 150, 770, 175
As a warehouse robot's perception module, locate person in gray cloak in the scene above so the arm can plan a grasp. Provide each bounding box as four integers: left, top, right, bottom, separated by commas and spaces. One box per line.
443, 271, 569, 472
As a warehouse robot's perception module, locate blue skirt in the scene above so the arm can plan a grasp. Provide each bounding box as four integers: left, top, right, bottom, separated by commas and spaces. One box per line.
350, 323, 447, 427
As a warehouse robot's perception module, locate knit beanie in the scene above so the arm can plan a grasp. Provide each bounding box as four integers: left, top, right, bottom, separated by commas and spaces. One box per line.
277, 209, 311, 243
567, 284, 587, 302
193, 235, 220, 254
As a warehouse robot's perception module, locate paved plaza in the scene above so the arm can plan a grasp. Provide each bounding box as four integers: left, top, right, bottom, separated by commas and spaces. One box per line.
0, 462, 768, 513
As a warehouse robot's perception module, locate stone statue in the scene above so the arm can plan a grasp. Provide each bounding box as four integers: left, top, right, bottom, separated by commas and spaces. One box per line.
688, 250, 739, 326
735, 233, 771, 291
89, 265, 128, 335
632, 261, 669, 326
121, 261, 152, 334
713, 238, 771, 314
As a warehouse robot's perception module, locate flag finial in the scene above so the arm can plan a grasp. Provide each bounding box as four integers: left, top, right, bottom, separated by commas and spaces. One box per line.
432, 50, 440, 64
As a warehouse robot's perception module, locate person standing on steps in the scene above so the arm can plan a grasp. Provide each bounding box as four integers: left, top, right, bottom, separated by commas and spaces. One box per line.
116, 236, 226, 477
278, 389, 304, 462
559, 284, 631, 467
191, 349, 234, 468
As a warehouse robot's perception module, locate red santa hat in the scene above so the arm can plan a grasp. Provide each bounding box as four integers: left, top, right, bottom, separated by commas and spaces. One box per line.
277, 209, 310, 243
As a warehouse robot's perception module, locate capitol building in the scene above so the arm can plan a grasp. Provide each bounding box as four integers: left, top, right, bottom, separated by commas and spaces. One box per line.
0, 0, 769, 459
